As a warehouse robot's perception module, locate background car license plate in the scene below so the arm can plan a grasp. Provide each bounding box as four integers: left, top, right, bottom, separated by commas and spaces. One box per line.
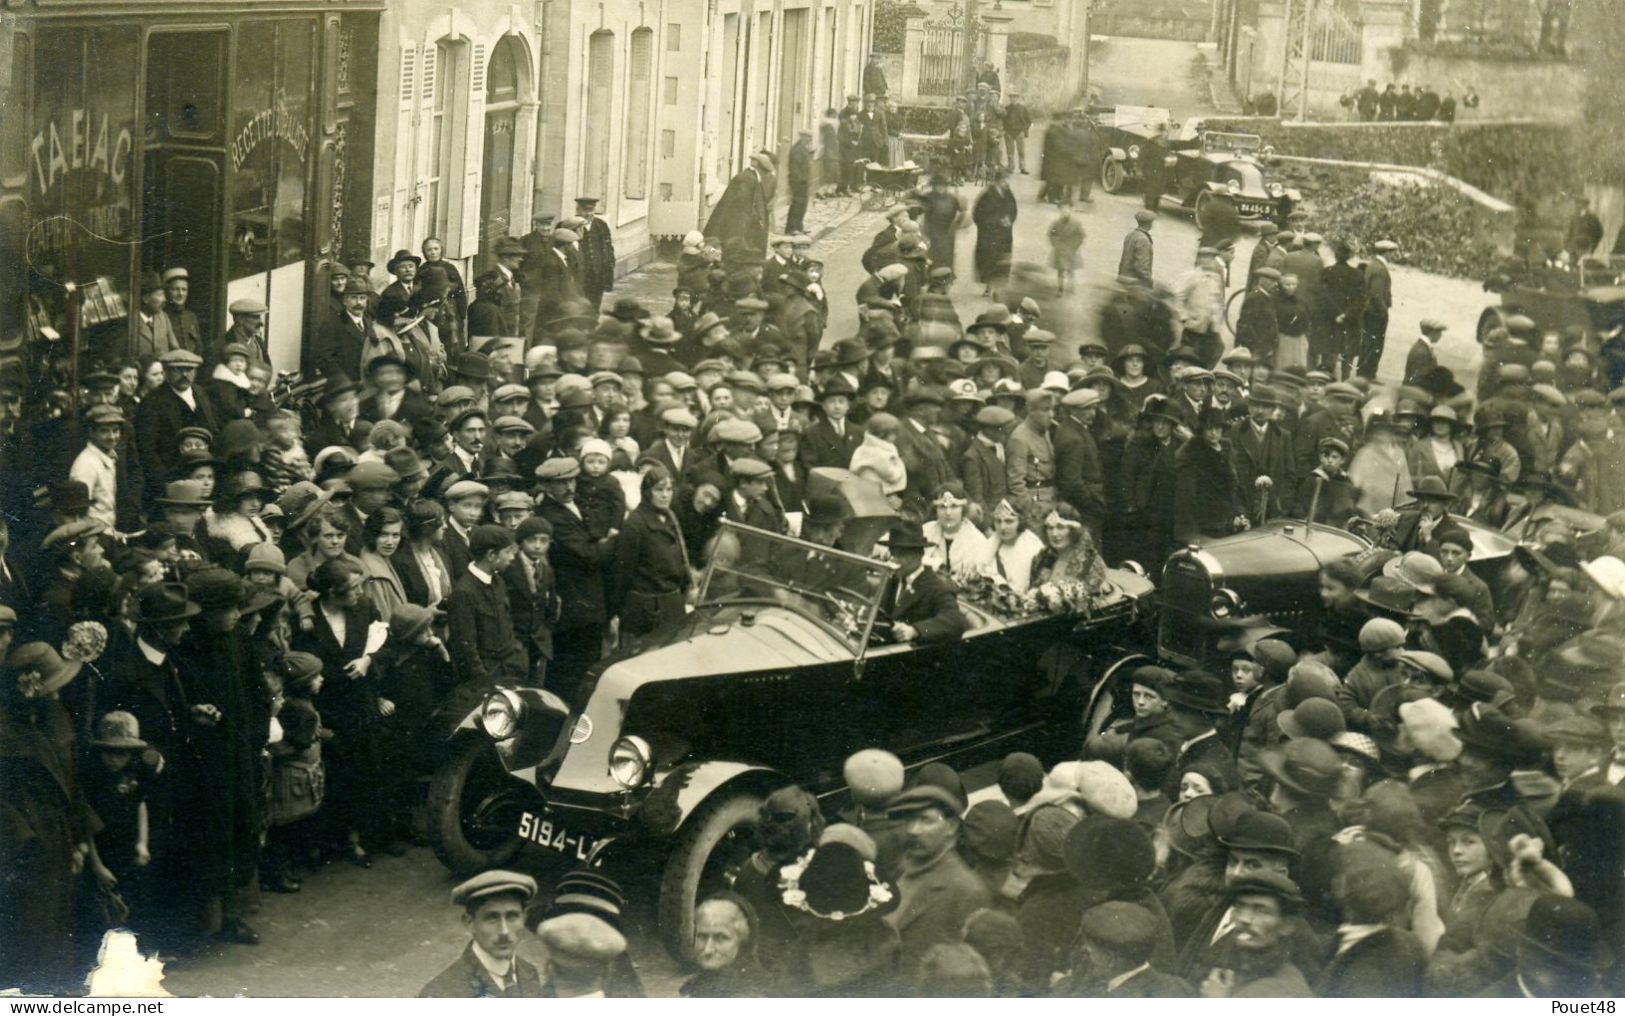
517, 811, 601, 862
1238, 201, 1272, 216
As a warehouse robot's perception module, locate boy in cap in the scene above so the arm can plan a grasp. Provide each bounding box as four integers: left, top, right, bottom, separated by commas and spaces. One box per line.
445, 524, 529, 686
420, 870, 543, 996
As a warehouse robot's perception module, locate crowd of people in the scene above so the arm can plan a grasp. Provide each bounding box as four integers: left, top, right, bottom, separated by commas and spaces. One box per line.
1340, 80, 1481, 123
3, 99, 1625, 997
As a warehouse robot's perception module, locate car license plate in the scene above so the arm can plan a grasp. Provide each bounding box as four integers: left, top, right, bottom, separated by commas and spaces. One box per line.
1237, 201, 1273, 216
517, 811, 603, 863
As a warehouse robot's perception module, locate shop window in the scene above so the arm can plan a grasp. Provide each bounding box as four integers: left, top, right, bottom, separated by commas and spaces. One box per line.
229, 20, 315, 281
624, 28, 653, 201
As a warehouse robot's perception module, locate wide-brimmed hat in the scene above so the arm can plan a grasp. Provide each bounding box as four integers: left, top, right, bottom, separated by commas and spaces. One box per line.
1355, 576, 1419, 617
1519, 896, 1614, 972
1406, 476, 1455, 501
882, 521, 931, 551
133, 582, 201, 625
92, 710, 147, 750
7, 642, 84, 699
1259, 739, 1343, 798
1455, 704, 1550, 767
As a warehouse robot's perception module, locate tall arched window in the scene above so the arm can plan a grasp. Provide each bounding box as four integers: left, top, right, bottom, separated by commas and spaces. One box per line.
623, 28, 653, 201
427, 37, 468, 238
481, 36, 526, 248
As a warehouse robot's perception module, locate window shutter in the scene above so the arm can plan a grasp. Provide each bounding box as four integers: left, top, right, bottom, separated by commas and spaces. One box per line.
470, 42, 487, 95
420, 45, 437, 103
458, 42, 488, 255
398, 45, 418, 115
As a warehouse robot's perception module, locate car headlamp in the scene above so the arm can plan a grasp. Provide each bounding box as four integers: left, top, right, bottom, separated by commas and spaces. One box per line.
608, 735, 653, 789
1266, 181, 1284, 197
1128, 144, 1141, 160
1119, 559, 1148, 578
1210, 588, 1244, 619
479, 689, 524, 741
1226, 179, 1242, 195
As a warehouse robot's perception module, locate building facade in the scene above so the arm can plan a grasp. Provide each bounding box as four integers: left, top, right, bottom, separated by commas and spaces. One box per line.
1, 0, 382, 371
368, 0, 874, 288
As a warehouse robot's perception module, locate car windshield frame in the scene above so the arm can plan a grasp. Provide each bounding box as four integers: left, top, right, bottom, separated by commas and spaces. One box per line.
696, 519, 897, 652
1201, 131, 1263, 156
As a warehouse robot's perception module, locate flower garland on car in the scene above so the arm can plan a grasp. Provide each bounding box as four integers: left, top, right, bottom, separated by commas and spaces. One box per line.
777, 848, 895, 921
957, 572, 1105, 620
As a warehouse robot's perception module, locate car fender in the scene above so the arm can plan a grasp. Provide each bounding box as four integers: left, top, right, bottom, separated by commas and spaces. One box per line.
1202, 180, 1232, 195
637, 760, 784, 836
1106, 146, 1127, 161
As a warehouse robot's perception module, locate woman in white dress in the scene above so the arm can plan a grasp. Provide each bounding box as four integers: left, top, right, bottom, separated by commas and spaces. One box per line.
974, 498, 1046, 594
922, 482, 991, 583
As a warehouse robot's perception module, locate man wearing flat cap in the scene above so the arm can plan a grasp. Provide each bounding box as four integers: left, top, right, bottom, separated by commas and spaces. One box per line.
219, 297, 270, 367
421, 870, 544, 996
134, 349, 221, 493
1197, 871, 1312, 997
1061, 901, 1192, 997
1118, 210, 1155, 285
535, 457, 613, 701
884, 784, 989, 970
1405, 318, 1446, 387
161, 266, 207, 356
574, 197, 616, 312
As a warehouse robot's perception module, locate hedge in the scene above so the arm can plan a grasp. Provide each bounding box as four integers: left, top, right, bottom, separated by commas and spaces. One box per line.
1200, 118, 1580, 213
1271, 162, 1506, 280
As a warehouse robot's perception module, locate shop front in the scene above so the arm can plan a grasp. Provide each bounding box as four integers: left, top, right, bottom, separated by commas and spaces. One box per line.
0, 2, 381, 377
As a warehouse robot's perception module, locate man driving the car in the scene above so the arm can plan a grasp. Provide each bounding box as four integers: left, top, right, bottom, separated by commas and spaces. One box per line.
878, 521, 968, 644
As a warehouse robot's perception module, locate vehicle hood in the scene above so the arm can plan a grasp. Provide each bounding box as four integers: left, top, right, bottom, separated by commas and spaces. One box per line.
552, 603, 851, 794
596, 603, 851, 698
1165, 522, 1368, 619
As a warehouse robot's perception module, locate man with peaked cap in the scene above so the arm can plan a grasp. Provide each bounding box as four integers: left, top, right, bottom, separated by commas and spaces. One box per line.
574, 197, 616, 311
134, 349, 221, 495
1197, 871, 1312, 997
1062, 901, 1192, 997
420, 870, 543, 997
160, 266, 207, 356
535, 457, 613, 702
219, 297, 270, 366
884, 784, 990, 970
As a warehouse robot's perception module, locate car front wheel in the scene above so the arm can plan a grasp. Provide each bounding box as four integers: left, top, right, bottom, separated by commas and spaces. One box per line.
658, 790, 763, 966
1101, 154, 1127, 194
427, 734, 528, 875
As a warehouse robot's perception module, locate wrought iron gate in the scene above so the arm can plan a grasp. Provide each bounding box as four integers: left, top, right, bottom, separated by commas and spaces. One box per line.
918, 5, 984, 97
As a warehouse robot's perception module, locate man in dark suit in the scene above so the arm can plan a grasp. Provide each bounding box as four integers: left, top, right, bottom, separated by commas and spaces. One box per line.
358, 355, 433, 425
445, 524, 529, 686
312, 277, 374, 380
893, 389, 954, 507
1316, 849, 1424, 997
535, 458, 613, 703
419, 871, 544, 998
1118, 210, 1155, 285
133, 349, 220, 491
799, 379, 862, 472
644, 407, 697, 478
1063, 901, 1192, 997
1404, 318, 1444, 387
1230, 385, 1297, 520
1054, 388, 1108, 543
575, 197, 616, 312
380, 249, 421, 318
160, 267, 206, 355
1359, 240, 1395, 379
881, 522, 967, 644
528, 230, 585, 341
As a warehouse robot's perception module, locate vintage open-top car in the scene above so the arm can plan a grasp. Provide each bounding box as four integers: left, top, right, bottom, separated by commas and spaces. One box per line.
1095, 107, 1299, 231
427, 476, 1155, 963
1480, 253, 1625, 344
1083, 500, 1518, 740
